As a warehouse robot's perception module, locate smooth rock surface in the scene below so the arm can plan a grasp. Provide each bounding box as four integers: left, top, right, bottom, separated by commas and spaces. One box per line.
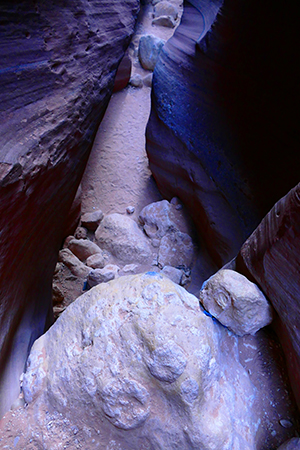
200, 269, 273, 336
23, 273, 258, 449
146, 0, 299, 268
237, 182, 300, 409
152, 16, 176, 27
0, 0, 139, 416
68, 238, 102, 262
153, 1, 178, 20
95, 213, 152, 264
86, 252, 106, 269
138, 34, 165, 71
161, 265, 182, 284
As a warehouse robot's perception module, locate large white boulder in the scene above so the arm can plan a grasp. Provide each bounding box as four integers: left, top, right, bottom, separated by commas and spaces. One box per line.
23, 273, 257, 450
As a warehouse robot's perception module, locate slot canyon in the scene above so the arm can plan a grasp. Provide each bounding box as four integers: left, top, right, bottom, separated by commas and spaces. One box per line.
0, 0, 299, 449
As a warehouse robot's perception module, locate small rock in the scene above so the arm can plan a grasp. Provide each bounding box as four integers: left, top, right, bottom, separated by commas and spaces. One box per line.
81, 210, 104, 231
158, 231, 194, 269
129, 74, 143, 88
68, 238, 102, 262
87, 265, 120, 288
152, 16, 176, 28
74, 226, 88, 240
143, 73, 153, 87
161, 265, 182, 284
277, 438, 300, 450
58, 248, 91, 278
86, 252, 106, 269
126, 205, 135, 214
199, 269, 273, 336
279, 419, 293, 429
138, 35, 165, 71
121, 264, 138, 273
95, 213, 152, 264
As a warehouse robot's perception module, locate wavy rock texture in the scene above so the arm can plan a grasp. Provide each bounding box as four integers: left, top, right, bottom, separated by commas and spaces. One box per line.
237, 183, 300, 411
0, 0, 139, 416
146, 0, 299, 267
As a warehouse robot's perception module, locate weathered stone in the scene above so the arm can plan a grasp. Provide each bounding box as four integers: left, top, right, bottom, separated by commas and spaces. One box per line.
129, 74, 143, 88
58, 249, 91, 279
277, 438, 300, 450
153, 1, 178, 20
87, 265, 120, 287
86, 252, 106, 269
95, 213, 152, 264
74, 226, 88, 240
52, 284, 64, 305
161, 265, 182, 284
152, 16, 176, 28
139, 199, 191, 238
199, 269, 273, 336
138, 35, 165, 71
158, 231, 194, 269
22, 273, 259, 449
81, 210, 104, 231
0, 0, 139, 416
68, 238, 102, 262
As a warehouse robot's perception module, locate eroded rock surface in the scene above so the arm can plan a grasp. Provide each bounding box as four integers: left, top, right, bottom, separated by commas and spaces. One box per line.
23, 273, 259, 449
200, 269, 273, 336
0, 0, 139, 416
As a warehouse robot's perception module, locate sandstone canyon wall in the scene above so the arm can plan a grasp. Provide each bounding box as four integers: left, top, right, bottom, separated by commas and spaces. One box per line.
0, 0, 139, 416
237, 183, 300, 410
146, 0, 299, 267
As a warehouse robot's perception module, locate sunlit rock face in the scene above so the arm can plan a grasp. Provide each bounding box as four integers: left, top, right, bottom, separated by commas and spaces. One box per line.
146, 0, 299, 267
23, 273, 259, 450
0, 0, 139, 416
237, 183, 300, 411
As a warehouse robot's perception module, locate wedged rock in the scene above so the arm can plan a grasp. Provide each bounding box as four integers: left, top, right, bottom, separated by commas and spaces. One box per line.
158, 231, 194, 269
113, 52, 132, 93
161, 265, 182, 284
139, 199, 191, 238
81, 210, 104, 231
153, 1, 178, 20
152, 16, 176, 27
143, 73, 153, 87
138, 35, 165, 71
86, 252, 106, 269
95, 213, 152, 264
22, 273, 258, 449
277, 438, 300, 450
58, 249, 91, 279
68, 238, 102, 262
0, 0, 139, 416
87, 264, 120, 287
199, 269, 273, 336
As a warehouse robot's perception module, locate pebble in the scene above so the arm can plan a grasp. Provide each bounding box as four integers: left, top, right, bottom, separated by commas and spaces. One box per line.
126, 206, 135, 214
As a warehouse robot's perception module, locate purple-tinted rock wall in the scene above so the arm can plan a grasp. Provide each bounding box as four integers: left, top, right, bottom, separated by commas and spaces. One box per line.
146, 0, 299, 267
0, 0, 139, 416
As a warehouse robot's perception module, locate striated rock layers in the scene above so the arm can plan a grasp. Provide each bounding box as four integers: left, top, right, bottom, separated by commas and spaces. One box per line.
0, 0, 139, 416
23, 273, 259, 449
237, 183, 300, 411
146, 0, 299, 267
